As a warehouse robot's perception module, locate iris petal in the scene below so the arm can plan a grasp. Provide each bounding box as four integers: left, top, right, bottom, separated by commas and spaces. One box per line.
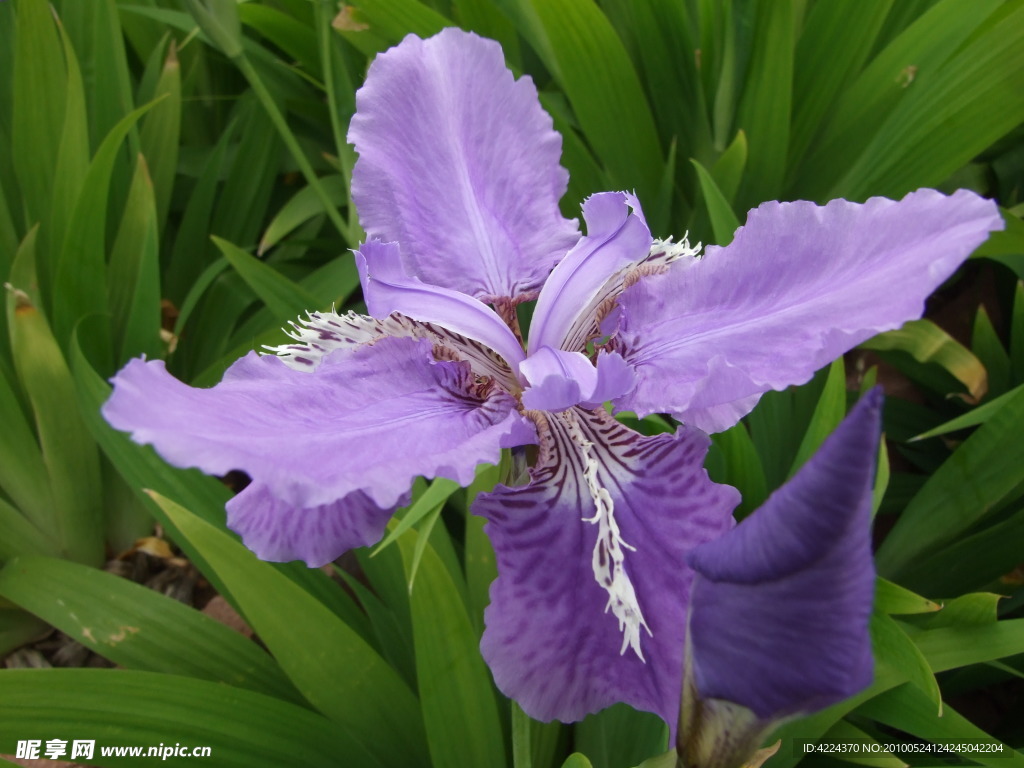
103, 336, 534, 512
357, 240, 527, 369
226, 483, 407, 568
348, 28, 579, 303
530, 192, 651, 353
612, 189, 1004, 431
475, 408, 737, 728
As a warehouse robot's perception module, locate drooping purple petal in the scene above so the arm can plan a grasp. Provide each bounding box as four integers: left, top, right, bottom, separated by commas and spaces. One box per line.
348, 28, 579, 303
519, 347, 634, 412
686, 388, 882, 720
103, 336, 535, 512
612, 189, 1004, 431
226, 483, 407, 567
475, 408, 738, 728
529, 192, 651, 353
357, 240, 526, 369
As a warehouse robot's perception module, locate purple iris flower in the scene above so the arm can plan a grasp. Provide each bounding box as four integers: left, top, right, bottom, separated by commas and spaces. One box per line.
104, 29, 1003, 735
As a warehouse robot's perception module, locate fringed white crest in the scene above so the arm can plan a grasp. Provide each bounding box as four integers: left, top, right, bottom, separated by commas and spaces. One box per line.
562, 410, 652, 659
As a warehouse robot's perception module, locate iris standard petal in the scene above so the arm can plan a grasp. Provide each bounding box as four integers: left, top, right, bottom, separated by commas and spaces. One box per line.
357, 240, 526, 369
686, 388, 881, 721
348, 28, 579, 303
475, 408, 738, 728
529, 192, 651, 353
226, 482, 407, 568
612, 189, 1004, 431
103, 336, 534, 511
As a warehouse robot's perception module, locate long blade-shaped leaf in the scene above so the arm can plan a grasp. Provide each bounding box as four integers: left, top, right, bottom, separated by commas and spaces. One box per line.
149, 491, 428, 767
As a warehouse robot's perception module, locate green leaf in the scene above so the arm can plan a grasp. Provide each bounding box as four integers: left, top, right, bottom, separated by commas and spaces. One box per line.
575, 704, 668, 768
258, 175, 348, 255
465, 463, 501, 632
710, 129, 747, 204
519, 0, 664, 201
631, 751, 676, 768
892, 506, 1024, 596
337, 0, 449, 45
165, 117, 237, 304
213, 235, 323, 324
1014, 281, 1024, 381
108, 154, 163, 364
691, 158, 741, 246
857, 684, 1023, 768
12, 0, 66, 226
787, 0, 892, 174
871, 431, 889, 518
238, 3, 320, 77
52, 99, 159, 363
835, 2, 1024, 200
874, 578, 941, 616
148, 491, 427, 768
399, 533, 506, 768
911, 382, 1024, 441
877, 383, 1024, 580
920, 593, 1001, 629
0, 497, 53, 562
819, 720, 904, 768
374, 478, 461, 556
0, 350, 56, 528
0, 669, 360, 767
706, 420, 767, 521
562, 755, 596, 768
914, 618, 1024, 672
788, 358, 847, 476
0, 607, 48, 659
7, 236, 103, 566
861, 319, 987, 402
972, 305, 1011, 398
871, 612, 942, 715
734, 0, 793, 208
139, 41, 182, 232
0, 556, 301, 704
48, 12, 91, 264
795, 0, 1001, 199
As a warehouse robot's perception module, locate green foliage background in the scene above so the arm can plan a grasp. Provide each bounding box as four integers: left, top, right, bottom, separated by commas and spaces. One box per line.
0, 0, 1023, 766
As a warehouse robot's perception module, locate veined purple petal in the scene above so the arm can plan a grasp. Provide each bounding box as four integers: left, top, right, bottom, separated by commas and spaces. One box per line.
357, 240, 526, 370
530, 192, 652, 353
103, 336, 535, 512
686, 388, 882, 720
266, 309, 518, 389
612, 189, 1004, 431
348, 28, 579, 303
226, 483, 406, 567
519, 347, 635, 412
475, 408, 738, 728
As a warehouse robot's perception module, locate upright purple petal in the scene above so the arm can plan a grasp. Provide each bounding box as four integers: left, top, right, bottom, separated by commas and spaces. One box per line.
226, 483, 406, 567
685, 388, 882, 721
103, 336, 535, 513
612, 189, 1004, 431
357, 240, 526, 370
475, 408, 738, 728
529, 192, 651, 353
348, 28, 579, 302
